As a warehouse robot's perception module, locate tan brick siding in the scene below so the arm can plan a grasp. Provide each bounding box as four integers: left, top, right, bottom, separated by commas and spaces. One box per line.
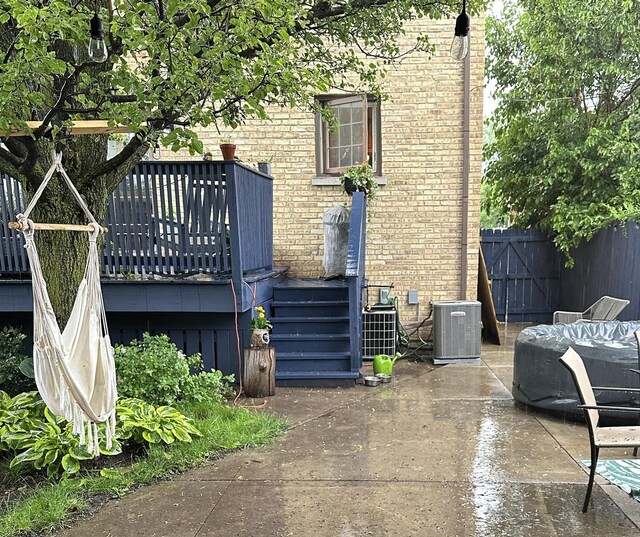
192, 16, 485, 321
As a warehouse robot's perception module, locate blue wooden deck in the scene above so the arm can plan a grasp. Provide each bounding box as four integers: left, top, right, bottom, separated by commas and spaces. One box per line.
0, 162, 367, 385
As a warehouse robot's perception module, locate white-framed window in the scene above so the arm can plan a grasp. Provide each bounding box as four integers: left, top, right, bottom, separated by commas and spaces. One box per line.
315, 94, 381, 176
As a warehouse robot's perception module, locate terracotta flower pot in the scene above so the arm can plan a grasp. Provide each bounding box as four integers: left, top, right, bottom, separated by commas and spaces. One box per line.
220, 143, 236, 160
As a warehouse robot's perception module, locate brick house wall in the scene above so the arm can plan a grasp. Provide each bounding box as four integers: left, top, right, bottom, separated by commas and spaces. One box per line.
191, 16, 485, 322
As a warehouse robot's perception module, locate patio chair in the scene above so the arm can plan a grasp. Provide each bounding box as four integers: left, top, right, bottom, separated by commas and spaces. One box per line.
553, 296, 630, 324
632, 331, 640, 457
559, 348, 640, 512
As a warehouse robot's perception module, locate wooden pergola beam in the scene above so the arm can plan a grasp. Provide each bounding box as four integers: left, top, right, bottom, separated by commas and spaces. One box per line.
1, 120, 141, 137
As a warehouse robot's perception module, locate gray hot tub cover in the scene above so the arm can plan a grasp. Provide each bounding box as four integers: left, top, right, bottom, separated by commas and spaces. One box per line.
513, 321, 640, 421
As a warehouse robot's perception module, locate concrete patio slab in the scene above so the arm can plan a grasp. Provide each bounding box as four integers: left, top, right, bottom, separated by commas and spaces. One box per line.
54, 323, 640, 537
60, 480, 229, 537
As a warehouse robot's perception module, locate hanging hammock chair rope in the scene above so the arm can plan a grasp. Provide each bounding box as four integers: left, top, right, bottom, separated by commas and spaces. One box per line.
11, 152, 108, 233
16, 151, 117, 455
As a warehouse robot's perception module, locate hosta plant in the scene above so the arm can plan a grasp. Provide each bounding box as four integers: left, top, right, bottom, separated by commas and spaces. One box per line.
0, 390, 46, 451
4, 406, 113, 477
117, 398, 202, 446
1, 392, 201, 478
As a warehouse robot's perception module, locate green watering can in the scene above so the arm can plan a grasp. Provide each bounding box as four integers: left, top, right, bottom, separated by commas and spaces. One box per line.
372, 352, 402, 375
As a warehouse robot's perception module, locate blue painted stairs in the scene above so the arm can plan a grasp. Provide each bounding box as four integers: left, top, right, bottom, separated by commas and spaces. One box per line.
269, 278, 359, 386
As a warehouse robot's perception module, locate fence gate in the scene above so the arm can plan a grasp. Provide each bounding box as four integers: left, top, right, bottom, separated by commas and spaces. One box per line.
481, 229, 560, 323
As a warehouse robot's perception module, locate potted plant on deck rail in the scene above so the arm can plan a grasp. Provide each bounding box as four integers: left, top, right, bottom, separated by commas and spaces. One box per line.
219, 138, 236, 160
340, 161, 378, 218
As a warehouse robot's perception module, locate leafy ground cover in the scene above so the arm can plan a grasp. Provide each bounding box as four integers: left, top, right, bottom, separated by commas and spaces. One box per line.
0, 399, 286, 537
0, 333, 287, 537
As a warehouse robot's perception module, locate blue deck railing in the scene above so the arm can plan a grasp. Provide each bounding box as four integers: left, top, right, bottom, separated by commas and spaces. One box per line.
0, 161, 273, 282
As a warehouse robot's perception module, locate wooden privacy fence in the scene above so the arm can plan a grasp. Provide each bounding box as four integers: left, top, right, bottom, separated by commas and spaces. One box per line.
0, 160, 273, 280
558, 222, 640, 321
481, 228, 560, 323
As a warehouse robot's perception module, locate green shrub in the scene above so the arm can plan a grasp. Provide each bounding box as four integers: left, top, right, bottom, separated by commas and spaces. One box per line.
114, 333, 234, 406
181, 369, 235, 404
0, 327, 36, 396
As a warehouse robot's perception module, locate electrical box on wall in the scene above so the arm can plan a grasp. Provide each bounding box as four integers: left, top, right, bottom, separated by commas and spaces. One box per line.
432, 301, 481, 364
408, 290, 419, 304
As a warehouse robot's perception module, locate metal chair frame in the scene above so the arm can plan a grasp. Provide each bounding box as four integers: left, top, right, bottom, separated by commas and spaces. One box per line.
559, 347, 640, 512
553, 296, 629, 324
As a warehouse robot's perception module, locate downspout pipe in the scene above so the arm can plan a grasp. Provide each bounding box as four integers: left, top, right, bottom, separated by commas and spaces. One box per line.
460, 31, 471, 299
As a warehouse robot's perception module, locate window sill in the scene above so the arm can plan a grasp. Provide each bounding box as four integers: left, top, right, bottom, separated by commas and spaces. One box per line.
311, 176, 387, 187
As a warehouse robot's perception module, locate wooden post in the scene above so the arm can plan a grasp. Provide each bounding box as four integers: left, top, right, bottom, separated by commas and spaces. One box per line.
243, 329, 276, 398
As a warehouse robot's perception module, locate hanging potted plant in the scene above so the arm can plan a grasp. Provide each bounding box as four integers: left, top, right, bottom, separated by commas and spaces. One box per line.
340, 161, 378, 218
219, 137, 236, 160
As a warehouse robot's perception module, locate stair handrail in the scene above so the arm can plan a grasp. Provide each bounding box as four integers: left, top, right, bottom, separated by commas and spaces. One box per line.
345, 192, 366, 371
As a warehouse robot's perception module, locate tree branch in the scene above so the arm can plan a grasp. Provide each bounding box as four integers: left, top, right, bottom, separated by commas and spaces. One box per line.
90, 129, 153, 186
0, 147, 24, 181
611, 78, 640, 114
35, 73, 75, 135
108, 94, 138, 103
13, 136, 43, 186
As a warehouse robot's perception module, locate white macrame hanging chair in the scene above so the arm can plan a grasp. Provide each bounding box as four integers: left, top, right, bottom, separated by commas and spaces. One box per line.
17, 152, 117, 455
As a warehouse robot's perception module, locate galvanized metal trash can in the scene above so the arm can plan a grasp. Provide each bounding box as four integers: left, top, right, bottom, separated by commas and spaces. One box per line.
432, 300, 481, 364
322, 205, 350, 276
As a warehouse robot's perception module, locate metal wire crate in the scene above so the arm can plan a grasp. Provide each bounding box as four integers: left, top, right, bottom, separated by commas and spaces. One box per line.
362, 305, 396, 359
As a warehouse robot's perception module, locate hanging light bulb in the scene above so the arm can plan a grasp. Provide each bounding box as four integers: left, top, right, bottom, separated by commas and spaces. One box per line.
88, 13, 108, 63
450, 0, 470, 61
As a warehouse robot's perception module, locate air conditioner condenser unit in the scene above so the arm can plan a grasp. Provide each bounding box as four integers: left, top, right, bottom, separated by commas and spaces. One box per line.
432, 300, 481, 364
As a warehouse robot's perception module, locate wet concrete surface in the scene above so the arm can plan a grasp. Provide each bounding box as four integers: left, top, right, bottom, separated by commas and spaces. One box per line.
56, 323, 640, 536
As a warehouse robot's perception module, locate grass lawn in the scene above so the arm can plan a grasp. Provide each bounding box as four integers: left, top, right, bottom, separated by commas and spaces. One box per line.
0, 400, 287, 537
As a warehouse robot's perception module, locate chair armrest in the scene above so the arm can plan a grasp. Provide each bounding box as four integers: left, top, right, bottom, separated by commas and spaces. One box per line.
578, 404, 640, 413
553, 311, 583, 324
592, 386, 640, 393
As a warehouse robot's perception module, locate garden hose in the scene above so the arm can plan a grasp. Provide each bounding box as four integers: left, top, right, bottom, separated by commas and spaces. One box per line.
394, 296, 411, 348
367, 285, 433, 360
394, 297, 433, 359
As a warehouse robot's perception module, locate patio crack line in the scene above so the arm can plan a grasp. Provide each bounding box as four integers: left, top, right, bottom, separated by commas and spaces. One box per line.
534, 415, 588, 474
279, 363, 442, 430
481, 359, 516, 399
193, 459, 247, 537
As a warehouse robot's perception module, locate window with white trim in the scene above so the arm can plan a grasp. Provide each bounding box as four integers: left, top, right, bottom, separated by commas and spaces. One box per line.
315, 95, 381, 176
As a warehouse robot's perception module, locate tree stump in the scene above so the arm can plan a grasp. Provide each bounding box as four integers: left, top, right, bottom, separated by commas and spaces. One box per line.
243, 336, 276, 398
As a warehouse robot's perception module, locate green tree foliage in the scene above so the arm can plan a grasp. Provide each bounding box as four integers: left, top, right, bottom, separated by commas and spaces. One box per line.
484, 0, 640, 260
0, 0, 480, 320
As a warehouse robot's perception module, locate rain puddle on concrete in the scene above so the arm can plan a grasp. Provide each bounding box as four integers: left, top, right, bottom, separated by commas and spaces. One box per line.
472, 416, 506, 535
